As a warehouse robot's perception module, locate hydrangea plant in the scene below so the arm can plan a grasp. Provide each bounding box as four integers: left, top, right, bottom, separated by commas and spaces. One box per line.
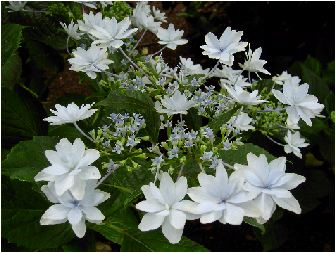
2, 1, 327, 251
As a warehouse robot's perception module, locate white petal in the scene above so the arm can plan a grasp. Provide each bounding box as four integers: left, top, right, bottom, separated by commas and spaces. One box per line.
274, 173, 306, 190
71, 218, 86, 238
41, 204, 69, 222
77, 149, 100, 167
34, 171, 55, 182
42, 165, 68, 176
41, 184, 59, 203
161, 218, 183, 244
138, 213, 165, 231
79, 166, 101, 180
273, 194, 301, 214
136, 200, 165, 213
255, 193, 276, 221
160, 172, 176, 205
68, 207, 83, 225
70, 178, 86, 200
224, 203, 244, 225
82, 206, 105, 221
55, 174, 75, 196
169, 210, 186, 229
200, 211, 222, 224
174, 176, 188, 202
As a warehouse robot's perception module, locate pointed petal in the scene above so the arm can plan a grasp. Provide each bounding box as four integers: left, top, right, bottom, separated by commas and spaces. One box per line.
273, 194, 301, 214
136, 200, 165, 213
169, 210, 186, 229
68, 207, 83, 225
161, 218, 183, 244
71, 218, 86, 238
138, 213, 165, 231
223, 203, 244, 225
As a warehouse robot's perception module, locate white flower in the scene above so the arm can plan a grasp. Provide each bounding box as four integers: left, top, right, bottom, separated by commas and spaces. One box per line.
229, 112, 254, 131
272, 83, 324, 126
156, 24, 188, 50
89, 17, 138, 49
136, 173, 198, 244
200, 27, 248, 66
44, 102, 98, 125
34, 138, 101, 200
68, 46, 113, 79
188, 161, 257, 225
6, 1, 27, 12
152, 6, 167, 22
272, 71, 301, 86
234, 153, 306, 221
222, 84, 266, 105
40, 180, 109, 238
155, 90, 196, 115
179, 57, 209, 76
284, 131, 309, 158
220, 74, 251, 88
78, 11, 105, 33
132, 2, 161, 33
239, 47, 270, 75
60, 21, 83, 40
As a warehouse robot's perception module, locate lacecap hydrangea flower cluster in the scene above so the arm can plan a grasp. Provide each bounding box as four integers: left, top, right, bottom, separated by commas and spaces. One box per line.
28, 1, 324, 244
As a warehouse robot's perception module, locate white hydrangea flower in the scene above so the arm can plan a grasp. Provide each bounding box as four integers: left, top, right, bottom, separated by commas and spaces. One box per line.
233, 153, 306, 222
40, 180, 109, 238
44, 102, 98, 125
78, 11, 105, 33
35, 138, 101, 200
272, 83, 324, 126
179, 57, 209, 76
272, 71, 301, 86
60, 21, 83, 40
136, 173, 198, 244
188, 161, 258, 225
239, 47, 270, 75
220, 74, 251, 88
222, 84, 266, 105
156, 24, 188, 50
229, 112, 254, 131
90, 17, 138, 49
6, 1, 27, 12
284, 131, 309, 158
200, 27, 248, 66
68, 46, 113, 79
152, 6, 167, 22
132, 2, 161, 33
155, 90, 196, 115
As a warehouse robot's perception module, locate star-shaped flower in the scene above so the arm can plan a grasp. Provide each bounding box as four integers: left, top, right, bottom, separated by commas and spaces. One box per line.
60, 21, 83, 40
156, 24, 188, 50
201, 27, 248, 66
179, 57, 209, 76
284, 131, 309, 158
68, 46, 113, 79
44, 102, 98, 125
272, 71, 301, 86
222, 84, 266, 105
229, 112, 254, 131
77, 11, 104, 33
239, 47, 270, 75
40, 180, 109, 238
90, 17, 138, 49
136, 173, 198, 244
188, 161, 258, 225
155, 90, 196, 115
272, 83, 324, 126
233, 153, 306, 222
34, 138, 101, 200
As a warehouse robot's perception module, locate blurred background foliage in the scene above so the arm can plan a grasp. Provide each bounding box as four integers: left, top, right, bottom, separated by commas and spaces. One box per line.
1, 1, 335, 252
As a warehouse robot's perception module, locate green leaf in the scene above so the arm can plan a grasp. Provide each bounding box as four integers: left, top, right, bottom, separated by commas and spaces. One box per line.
97, 90, 161, 142
2, 177, 74, 250
218, 143, 275, 166
91, 208, 208, 252
2, 136, 58, 182
1, 87, 46, 147
185, 108, 202, 130
1, 52, 22, 89
244, 217, 265, 234
48, 124, 82, 141
1, 24, 23, 65
208, 106, 238, 133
